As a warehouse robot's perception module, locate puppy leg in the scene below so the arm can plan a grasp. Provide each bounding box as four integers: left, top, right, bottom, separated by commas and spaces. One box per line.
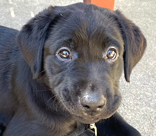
2, 111, 51, 136
96, 112, 141, 136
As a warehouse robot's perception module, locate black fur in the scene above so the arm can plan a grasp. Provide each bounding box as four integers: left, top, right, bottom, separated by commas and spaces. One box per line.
0, 3, 146, 136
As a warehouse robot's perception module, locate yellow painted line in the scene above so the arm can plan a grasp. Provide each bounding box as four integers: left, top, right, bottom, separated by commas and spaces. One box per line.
30, 11, 35, 17
9, 0, 12, 4
10, 7, 15, 17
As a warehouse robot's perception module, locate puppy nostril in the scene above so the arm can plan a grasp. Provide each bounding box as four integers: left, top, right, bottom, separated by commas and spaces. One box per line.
82, 105, 90, 110
97, 105, 104, 110
81, 102, 105, 111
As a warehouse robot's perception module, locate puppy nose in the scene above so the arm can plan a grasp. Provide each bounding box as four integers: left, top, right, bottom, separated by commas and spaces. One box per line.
80, 93, 105, 111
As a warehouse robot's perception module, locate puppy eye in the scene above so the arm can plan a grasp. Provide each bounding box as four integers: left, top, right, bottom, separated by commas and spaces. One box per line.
56, 47, 72, 60
105, 47, 118, 60
59, 49, 70, 58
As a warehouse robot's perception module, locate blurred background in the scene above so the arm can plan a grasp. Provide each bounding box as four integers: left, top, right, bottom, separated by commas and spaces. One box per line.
0, 0, 156, 136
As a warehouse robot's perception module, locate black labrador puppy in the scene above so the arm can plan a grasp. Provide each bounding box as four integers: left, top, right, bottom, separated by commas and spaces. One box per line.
0, 3, 146, 136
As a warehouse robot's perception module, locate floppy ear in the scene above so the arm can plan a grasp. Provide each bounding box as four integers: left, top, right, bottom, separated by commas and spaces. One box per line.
16, 6, 62, 79
115, 10, 147, 82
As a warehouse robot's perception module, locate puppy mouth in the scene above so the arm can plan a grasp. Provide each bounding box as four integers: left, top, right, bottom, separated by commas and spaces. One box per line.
61, 101, 104, 124
72, 108, 110, 124
73, 108, 117, 124
59, 88, 121, 124
74, 115, 101, 124
59, 99, 120, 124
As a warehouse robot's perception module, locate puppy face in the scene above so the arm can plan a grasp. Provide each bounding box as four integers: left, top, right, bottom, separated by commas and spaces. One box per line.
16, 3, 146, 124
44, 9, 124, 124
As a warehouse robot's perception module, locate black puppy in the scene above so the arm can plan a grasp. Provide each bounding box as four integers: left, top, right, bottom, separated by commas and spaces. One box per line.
0, 3, 146, 136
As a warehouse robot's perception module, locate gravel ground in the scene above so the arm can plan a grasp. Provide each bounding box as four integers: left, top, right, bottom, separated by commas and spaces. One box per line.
0, 0, 156, 136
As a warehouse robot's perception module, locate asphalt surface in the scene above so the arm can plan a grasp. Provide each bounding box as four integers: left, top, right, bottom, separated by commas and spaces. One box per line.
0, 0, 156, 136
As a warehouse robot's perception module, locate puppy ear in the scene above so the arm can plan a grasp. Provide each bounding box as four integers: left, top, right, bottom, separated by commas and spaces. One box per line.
16, 6, 62, 79
115, 10, 147, 82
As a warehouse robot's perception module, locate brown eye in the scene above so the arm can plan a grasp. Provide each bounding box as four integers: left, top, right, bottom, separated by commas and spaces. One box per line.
59, 49, 70, 58
106, 47, 118, 60
56, 47, 72, 60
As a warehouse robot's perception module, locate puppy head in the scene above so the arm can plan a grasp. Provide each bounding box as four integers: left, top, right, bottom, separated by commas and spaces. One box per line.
16, 3, 146, 124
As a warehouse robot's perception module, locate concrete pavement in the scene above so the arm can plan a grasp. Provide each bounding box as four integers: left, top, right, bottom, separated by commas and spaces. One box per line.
0, 0, 155, 136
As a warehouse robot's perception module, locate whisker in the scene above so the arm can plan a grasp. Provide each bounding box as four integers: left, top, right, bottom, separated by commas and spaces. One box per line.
37, 70, 46, 80
47, 95, 56, 103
